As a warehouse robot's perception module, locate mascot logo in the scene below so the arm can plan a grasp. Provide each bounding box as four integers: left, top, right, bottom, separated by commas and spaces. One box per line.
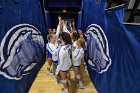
85, 24, 111, 73
0, 24, 44, 80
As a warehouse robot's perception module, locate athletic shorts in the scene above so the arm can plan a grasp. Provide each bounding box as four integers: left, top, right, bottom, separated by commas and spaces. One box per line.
47, 52, 52, 58
73, 65, 80, 69
60, 66, 72, 72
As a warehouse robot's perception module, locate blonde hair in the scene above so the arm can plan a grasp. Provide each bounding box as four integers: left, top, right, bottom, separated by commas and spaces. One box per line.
47, 34, 53, 41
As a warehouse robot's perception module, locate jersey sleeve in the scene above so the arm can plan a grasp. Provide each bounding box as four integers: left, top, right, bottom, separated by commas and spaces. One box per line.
74, 49, 84, 62
46, 43, 56, 55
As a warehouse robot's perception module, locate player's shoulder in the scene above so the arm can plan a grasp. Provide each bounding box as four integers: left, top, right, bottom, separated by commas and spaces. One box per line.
48, 42, 54, 46
62, 44, 70, 50
46, 42, 49, 45
58, 45, 65, 51
79, 48, 84, 53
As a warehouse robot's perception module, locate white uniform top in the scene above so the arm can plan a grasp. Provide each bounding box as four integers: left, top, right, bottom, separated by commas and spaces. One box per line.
72, 47, 84, 66
46, 42, 58, 61
72, 40, 78, 51
55, 44, 72, 75
46, 25, 60, 61
63, 25, 71, 34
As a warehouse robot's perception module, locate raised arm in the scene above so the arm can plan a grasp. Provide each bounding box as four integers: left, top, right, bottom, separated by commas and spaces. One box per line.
72, 22, 75, 30
62, 20, 71, 34
56, 16, 62, 39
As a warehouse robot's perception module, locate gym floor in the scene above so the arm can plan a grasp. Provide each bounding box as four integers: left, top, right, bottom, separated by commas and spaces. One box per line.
29, 61, 97, 93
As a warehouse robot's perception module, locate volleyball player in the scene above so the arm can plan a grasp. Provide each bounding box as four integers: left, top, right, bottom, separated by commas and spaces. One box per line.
55, 32, 72, 93
46, 34, 53, 76
72, 38, 86, 89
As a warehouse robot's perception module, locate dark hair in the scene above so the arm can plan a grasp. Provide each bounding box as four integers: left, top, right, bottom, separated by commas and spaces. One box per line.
47, 28, 53, 34
72, 31, 80, 41
61, 32, 72, 45
83, 34, 87, 41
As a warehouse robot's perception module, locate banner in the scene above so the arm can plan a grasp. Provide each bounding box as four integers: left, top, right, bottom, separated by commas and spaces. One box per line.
84, 1, 140, 93
82, 0, 107, 32
0, 0, 46, 93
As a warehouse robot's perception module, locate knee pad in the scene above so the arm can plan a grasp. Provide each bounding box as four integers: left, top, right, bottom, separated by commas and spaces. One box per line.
61, 79, 67, 84
76, 74, 81, 79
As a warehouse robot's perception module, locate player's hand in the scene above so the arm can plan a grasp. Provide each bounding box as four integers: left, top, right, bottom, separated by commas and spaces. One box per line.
58, 16, 62, 21
72, 22, 75, 26
69, 22, 72, 27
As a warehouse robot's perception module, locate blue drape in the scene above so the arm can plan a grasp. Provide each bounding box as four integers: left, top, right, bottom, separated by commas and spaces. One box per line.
45, 11, 51, 29
83, 0, 140, 93
0, 0, 46, 93
82, 0, 106, 32
77, 11, 82, 30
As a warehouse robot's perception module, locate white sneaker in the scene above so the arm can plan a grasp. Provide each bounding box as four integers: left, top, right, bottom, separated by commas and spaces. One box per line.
76, 83, 85, 89
60, 89, 69, 93
47, 72, 53, 76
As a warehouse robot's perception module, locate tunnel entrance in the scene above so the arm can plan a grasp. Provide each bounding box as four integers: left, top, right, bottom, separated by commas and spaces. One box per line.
44, 0, 82, 29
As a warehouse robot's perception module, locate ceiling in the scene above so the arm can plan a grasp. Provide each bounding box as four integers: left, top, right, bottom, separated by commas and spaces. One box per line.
44, 0, 82, 9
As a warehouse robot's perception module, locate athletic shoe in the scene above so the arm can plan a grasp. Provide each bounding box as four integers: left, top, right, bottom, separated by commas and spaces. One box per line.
76, 83, 85, 89
60, 89, 69, 93
47, 72, 53, 76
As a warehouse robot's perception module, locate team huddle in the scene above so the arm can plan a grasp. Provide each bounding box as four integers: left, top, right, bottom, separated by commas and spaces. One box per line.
46, 16, 87, 93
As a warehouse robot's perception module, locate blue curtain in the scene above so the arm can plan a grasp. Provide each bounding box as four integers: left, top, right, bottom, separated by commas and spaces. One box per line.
0, 0, 46, 93
45, 11, 51, 29
82, 0, 106, 32
77, 11, 82, 30
83, 0, 140, 93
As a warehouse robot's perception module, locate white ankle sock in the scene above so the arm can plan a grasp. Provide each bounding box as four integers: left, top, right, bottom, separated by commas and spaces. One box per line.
79, 81, 83, 85
64, 88, 68, 92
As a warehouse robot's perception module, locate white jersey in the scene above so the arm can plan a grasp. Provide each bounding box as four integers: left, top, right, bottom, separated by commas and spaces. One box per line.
46, 42, 58, 61
72, 47, 84, 66
55, 44, 72, 75
72, 40, 78, 51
